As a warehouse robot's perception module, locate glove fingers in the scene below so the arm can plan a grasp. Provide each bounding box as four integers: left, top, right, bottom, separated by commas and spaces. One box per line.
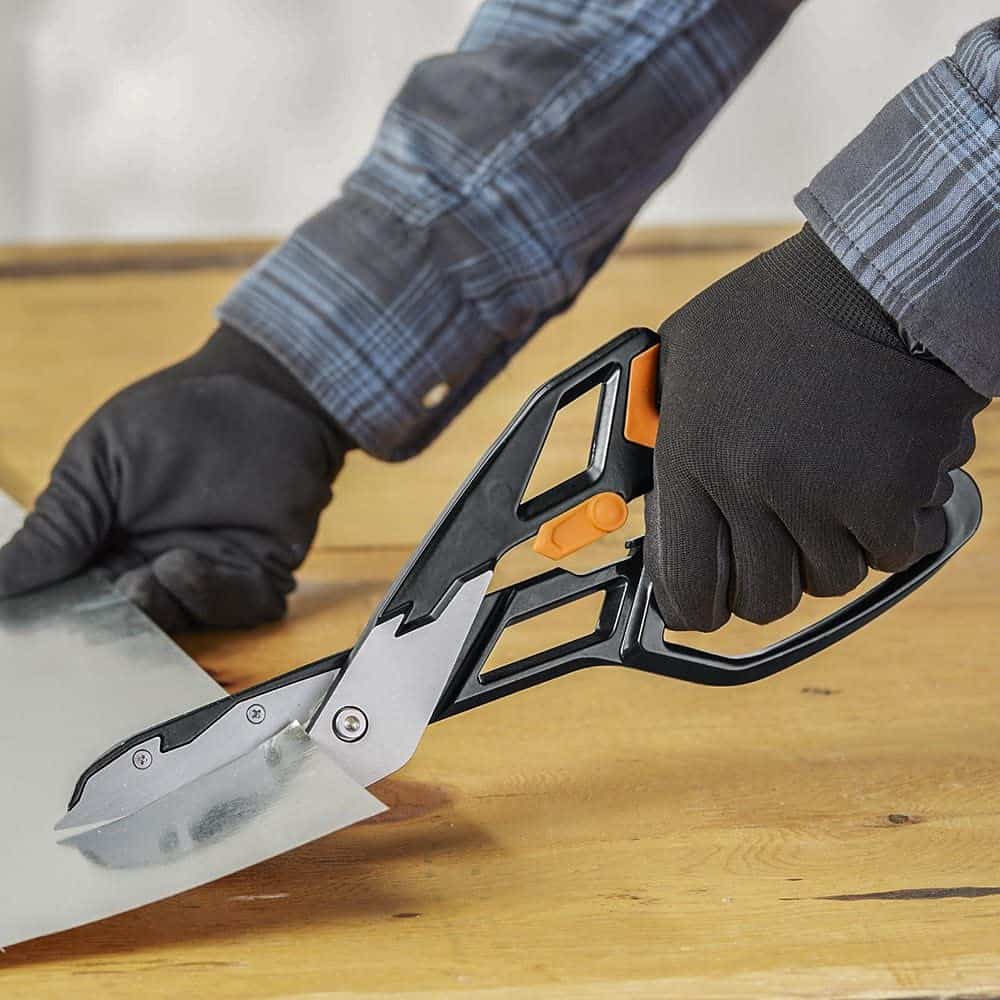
793, 524, 868, 598
852, 417, 965, 572
724, 506, 803, 625
927, 470, 956, 508
114, 563, 199, 633
861, 506, 947, 574
941, 410, 979, 472
912, 506, 948, 561
926, 417, 976, 508
0, 473, 113, 597
112, 548, 290, 632
644, 474, 731, 632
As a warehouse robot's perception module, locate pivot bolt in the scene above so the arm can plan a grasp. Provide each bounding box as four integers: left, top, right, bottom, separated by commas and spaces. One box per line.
132, 749, 153, 770
246, 703, 267, 725
333, 706, 369, 742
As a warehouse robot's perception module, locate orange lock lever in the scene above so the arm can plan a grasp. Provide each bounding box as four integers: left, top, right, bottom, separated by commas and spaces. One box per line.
533, 492, 629, 560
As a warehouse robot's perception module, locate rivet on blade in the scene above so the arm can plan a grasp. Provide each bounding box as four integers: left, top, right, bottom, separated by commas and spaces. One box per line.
333, 706, 369, 742
246, 703, 267, 725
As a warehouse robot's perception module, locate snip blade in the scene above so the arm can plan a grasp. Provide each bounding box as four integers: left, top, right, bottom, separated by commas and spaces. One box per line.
55, 663, 339, 832
57, 724, 380, 869
0, 490, 384, 949
58, 720, 383, 869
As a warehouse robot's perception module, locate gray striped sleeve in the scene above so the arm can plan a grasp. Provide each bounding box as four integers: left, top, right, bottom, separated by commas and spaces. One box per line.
219, 0, 799, 460
796, 19, 1000, 396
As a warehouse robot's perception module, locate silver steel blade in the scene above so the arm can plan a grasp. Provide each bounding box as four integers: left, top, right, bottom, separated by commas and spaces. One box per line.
60, 569, 494, 835
0, 491, 383, 949
56, 722, 383, 872
308, 570, 493, 784
55, 664, 338, 832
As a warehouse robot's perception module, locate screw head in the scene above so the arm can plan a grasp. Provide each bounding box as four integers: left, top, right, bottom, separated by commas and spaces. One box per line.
246, 703, 267, 725
333, 706, 369, 742
132, 749, 153, 770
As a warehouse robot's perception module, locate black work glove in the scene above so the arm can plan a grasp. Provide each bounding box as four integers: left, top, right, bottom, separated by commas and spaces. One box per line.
0, 325, 349, 632
645, 224, 988, 632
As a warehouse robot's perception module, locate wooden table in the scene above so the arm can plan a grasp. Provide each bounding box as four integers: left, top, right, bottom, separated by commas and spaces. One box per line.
1, 228, 999, 999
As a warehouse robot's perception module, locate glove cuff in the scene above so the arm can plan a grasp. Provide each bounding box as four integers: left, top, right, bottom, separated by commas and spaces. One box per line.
760, 225, 905, 353
184, 325, 355, 475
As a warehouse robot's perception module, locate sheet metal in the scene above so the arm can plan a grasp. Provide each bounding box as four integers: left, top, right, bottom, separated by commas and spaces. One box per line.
0, 492, 384, 948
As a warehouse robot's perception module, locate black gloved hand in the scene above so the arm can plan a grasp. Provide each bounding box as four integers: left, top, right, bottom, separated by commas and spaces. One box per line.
644, 225, 988, 632
0, 325, 350, 632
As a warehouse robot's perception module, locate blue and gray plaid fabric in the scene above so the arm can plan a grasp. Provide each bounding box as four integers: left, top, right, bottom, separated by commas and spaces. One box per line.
220, 5, 1000, 459
797, 19, 1000, 395
219, 0, 796, 459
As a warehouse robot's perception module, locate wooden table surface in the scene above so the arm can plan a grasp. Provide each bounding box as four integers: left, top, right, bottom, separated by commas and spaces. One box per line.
1, 228, 999, 999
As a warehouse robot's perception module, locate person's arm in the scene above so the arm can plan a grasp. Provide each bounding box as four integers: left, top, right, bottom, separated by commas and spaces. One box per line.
219, 0, 801, 461
0, 0, 800, 631
643, 21, 1000, 631
797, 18, 1000, 394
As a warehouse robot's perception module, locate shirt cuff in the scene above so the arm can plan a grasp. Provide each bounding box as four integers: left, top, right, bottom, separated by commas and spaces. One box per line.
795, 18, 1000, 396
217, 190, 516, 461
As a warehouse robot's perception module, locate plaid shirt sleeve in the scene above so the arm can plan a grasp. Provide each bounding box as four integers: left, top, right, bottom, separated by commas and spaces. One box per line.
218, 0, 798, 460
797, 19, 1000, 397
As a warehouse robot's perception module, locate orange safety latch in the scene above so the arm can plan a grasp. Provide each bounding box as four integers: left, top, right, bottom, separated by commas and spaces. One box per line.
533, 492, 629, 560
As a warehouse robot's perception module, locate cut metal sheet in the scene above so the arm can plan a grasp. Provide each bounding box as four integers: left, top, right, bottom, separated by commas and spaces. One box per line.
0, 491, 384, 948
0, 489, 24, 546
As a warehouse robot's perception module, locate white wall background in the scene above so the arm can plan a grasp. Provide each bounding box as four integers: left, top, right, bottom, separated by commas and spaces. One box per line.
1, 1, 996, 243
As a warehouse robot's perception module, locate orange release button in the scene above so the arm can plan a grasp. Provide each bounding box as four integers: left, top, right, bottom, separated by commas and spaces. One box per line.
533, 492, 629, 560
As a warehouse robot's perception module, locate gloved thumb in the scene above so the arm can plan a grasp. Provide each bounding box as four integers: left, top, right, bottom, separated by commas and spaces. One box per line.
0, 459, 114, 598
114, 548, 290, 632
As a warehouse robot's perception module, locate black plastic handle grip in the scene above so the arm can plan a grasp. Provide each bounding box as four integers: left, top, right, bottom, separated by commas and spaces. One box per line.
424, 320, 983, 720
376, 327, 659, 628
434, 470, 980, 718
624, 468, 981, 682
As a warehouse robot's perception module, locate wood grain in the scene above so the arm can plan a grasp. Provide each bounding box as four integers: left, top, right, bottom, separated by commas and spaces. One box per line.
2, 226, 1000, 999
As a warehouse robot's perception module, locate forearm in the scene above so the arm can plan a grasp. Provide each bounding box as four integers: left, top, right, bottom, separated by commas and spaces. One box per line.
797, 18, 1000, 396
219, 0, 800, 460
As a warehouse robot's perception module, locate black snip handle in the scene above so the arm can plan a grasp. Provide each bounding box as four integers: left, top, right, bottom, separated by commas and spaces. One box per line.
426, 322, 981, 717
436, 471, 980, 718
96, 331, 981, 766
377, 327, 660, 628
